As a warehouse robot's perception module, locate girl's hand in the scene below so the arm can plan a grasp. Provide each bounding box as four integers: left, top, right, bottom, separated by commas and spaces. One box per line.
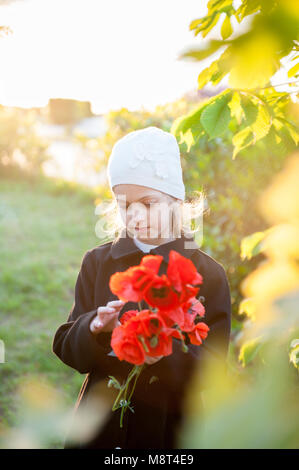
144, 354, 164, 365
90, 300, 125, 334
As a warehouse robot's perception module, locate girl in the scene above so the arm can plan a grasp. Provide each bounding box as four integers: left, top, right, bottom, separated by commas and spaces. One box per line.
52, 126, 232, 449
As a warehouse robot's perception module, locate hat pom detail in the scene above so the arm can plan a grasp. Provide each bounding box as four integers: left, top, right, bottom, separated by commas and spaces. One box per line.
129, 140, 169, 179
154, 161, 168, 179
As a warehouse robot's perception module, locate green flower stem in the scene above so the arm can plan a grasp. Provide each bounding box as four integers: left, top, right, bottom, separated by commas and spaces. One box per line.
111, 366, 136, 411
127, 364, 145, 404
111, 364, 146, 428
119, 364, 145, 427
120, 364, 145, 427
111, 300, 150, 427
119, 372, 132, 427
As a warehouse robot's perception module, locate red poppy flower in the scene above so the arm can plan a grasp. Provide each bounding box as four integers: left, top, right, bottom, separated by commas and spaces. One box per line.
122, 310, 165, 337
179, 308, 198, 332
120, 309, 139, 325
167, 250, 203, 292
169, 328, 185, 341
179, 285, 200, 304
158, 303, 199, 332
188, 322, 210, 346
143, 274, 181, 311
140, 254, 163, 274
138, 311, 167, 337
114, 310, 174, 361
143, 330, 173, 357
157, 305, 185, 328
111, 325, 146, 365
183, 296, 205, 318
109, 265, 157, 302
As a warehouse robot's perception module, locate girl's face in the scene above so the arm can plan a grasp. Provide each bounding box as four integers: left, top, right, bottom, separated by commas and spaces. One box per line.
113, 184, 180, 244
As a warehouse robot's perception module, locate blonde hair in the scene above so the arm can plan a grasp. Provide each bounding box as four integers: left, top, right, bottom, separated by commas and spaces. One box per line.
95, 189, 207, 244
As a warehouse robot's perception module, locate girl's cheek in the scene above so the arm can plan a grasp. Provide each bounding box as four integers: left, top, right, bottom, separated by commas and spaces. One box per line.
148, 210, 159, 232
152, 207, 170, 228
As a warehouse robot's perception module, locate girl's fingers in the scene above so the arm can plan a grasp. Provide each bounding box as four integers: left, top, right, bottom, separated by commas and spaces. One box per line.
94, 302, 125, 332
92, 318, 103, 329
97, 306, 116, 314
107, 300, 125, 308
97, 307, 118, 319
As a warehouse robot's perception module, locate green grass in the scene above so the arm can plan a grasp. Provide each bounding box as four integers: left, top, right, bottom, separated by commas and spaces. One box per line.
0, 173, 109, 447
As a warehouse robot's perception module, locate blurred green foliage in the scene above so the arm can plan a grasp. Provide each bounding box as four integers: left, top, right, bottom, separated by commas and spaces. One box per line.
174, 0, 299, 157
0, 106, 51, 177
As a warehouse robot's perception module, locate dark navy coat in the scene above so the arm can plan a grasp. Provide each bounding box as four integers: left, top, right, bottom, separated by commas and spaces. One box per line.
52, 229, 232, 449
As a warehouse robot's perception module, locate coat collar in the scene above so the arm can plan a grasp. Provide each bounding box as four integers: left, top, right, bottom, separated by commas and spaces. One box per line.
110, 227, 199, 262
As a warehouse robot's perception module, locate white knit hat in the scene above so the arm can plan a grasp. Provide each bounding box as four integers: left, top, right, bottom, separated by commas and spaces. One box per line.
107, 126, 185, 200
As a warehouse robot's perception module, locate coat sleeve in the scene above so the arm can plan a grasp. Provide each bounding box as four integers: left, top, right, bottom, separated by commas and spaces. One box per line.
151, 262, 232, 393
52, 250, 113, 374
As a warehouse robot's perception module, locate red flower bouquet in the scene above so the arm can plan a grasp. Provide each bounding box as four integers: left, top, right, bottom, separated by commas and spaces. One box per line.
107, 249, 209, 427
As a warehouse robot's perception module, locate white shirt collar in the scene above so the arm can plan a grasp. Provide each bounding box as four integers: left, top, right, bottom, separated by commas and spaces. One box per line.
133, 237, 159, 253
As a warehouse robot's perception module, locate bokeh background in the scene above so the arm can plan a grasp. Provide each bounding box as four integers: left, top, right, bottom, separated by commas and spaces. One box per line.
0, 0, 299, 449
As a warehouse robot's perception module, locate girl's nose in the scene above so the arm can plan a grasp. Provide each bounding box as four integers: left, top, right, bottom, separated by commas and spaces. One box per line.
129, 213, 147, 228
127, 203, 147, 224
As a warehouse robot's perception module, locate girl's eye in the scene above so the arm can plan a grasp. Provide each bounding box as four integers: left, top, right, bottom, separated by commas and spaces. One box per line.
120, 200, 157, 209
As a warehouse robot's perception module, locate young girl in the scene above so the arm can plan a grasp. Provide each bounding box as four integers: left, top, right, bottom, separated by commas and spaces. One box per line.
52, 126, 232, 449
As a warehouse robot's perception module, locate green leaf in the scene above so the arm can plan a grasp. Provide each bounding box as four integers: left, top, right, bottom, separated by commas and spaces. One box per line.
242, 96, 258, 126
107, 376, 121, 390
235, 0, 262, 20
197, 47, 231, 89
171, 101, 210, 151
221, 15, 233, 40
251, 103, 272, 141
285, 125, 299, 145
288, 62, 299, 78
197, 60, 219, 89
289, 343, 299, 371
183, 129, 197, 152
232, 127, 253, 158
240, 230, 267, 260
189, 13, 219, 37
202, 13, 220, 38
200, 91, 232, 138
239, 336, 264, 367
208, 0, 233, 12
290, 339, 299, 349
189, 0, 234, 38
189, 18, 203, 30
228, 32, 280, 89
276, 118, 299, 145
231, 95, 272, 156
228, 91, 245, 124
179, 40, 224, 62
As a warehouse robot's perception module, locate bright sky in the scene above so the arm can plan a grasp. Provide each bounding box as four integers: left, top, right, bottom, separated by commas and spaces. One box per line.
0, 0, 209, 114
